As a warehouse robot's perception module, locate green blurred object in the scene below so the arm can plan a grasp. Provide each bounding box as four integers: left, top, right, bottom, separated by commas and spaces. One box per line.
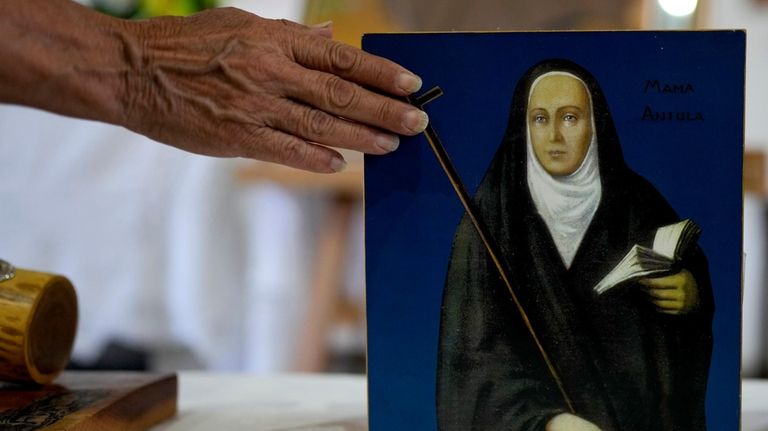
93, 0, 217, 18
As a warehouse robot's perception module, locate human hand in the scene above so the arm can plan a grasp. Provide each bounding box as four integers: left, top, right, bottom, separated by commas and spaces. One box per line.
639, 269, 699, 315
546, 413, 602, 431
118, 8, 427, 172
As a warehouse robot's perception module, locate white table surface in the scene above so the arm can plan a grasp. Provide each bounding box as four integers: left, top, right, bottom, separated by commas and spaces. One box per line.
744, 379, 768, 431
152, 373, 768, 431
151, 373, 367, 431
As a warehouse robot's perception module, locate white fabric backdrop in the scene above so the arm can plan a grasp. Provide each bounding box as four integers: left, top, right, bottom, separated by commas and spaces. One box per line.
707, 0, 768, 377
744, 194, 767, 376
0, 0, 318, 372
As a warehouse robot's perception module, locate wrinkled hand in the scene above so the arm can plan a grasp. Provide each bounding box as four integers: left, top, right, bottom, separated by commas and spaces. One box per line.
639, 269, 699, 315
546, 413, 602, 431
119, 8, 427, 172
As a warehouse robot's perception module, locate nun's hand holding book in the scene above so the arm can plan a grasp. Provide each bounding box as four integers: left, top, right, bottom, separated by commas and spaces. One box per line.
640, 269, 699, 315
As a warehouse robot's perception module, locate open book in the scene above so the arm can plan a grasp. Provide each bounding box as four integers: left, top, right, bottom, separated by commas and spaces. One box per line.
593, 219, 701, 295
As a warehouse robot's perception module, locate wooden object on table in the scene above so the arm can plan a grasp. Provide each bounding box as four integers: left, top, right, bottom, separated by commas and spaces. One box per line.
293, 193, 356, 372
237, 161, 364, 372
0, 371, 177, 430
236, 161, 363, 199
0, 268, 77, 385
745, 150, 765, 197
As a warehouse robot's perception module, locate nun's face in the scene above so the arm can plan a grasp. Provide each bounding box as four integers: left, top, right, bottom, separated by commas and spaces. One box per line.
528, 75, 593, 176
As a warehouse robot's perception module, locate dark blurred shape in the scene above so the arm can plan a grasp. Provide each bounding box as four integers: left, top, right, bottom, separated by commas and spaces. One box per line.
327, 351, 366, 374
68, 340, 149, 371
384, 0, 642, 30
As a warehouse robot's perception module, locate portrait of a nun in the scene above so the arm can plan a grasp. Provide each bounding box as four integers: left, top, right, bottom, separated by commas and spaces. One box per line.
436, 59, 713, 431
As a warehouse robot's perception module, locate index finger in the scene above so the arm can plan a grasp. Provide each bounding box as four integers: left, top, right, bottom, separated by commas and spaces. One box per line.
291, 35, 422, 96
639, 277, 668, 289
644, 287, 680, 300
638, 273, 680, 289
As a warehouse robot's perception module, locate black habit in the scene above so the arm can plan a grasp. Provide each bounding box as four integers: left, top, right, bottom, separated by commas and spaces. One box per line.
436, 59, 713, 431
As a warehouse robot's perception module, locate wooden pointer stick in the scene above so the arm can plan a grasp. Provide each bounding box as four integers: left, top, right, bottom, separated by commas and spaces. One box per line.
408, 86, 575, 413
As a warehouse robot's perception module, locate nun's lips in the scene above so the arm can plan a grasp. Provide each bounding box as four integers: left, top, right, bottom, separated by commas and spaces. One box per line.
547, 150, 567, 158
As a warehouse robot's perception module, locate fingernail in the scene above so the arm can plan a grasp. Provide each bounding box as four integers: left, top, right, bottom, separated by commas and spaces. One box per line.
375, 134, 400, 152
403, 110, 429, 133
310, 20, 333, 29
331, 157, 347, 172
397, 72, 423, 94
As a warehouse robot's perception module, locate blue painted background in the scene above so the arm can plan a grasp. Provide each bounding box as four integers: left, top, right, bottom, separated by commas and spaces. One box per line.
363, 31, 744, 431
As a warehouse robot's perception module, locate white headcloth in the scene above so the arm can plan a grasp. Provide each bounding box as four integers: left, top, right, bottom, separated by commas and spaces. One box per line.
526, 71, 602, 268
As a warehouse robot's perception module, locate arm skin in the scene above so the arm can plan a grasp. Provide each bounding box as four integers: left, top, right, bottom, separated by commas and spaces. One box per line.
0, 0, 428, 172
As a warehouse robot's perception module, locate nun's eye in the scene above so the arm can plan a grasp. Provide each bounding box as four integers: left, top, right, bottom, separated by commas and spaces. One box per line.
533, 114, 547, 124
563, 113, 578, 122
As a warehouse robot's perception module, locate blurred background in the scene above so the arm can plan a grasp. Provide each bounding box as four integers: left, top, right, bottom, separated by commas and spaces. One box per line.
0, 0, 765, 376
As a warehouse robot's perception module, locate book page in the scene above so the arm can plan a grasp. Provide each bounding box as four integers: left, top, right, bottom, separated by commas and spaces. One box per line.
594, 245, 673, 294
652, 220, 686, 259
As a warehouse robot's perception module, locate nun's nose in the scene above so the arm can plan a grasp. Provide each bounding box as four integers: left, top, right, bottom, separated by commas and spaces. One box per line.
548, 123, 563, 142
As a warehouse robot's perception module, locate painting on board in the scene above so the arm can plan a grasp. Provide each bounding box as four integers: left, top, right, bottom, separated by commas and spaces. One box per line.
363, 31, 744, 431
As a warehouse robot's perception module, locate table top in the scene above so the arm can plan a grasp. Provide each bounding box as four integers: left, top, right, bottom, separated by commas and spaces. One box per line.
152, 373, 768, 431
744, 379, 768, 431
151, 373, 366, 431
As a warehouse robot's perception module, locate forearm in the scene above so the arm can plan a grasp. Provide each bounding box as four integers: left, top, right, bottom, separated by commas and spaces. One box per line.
0, 0, 129, 124
0, 2, 425, 171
